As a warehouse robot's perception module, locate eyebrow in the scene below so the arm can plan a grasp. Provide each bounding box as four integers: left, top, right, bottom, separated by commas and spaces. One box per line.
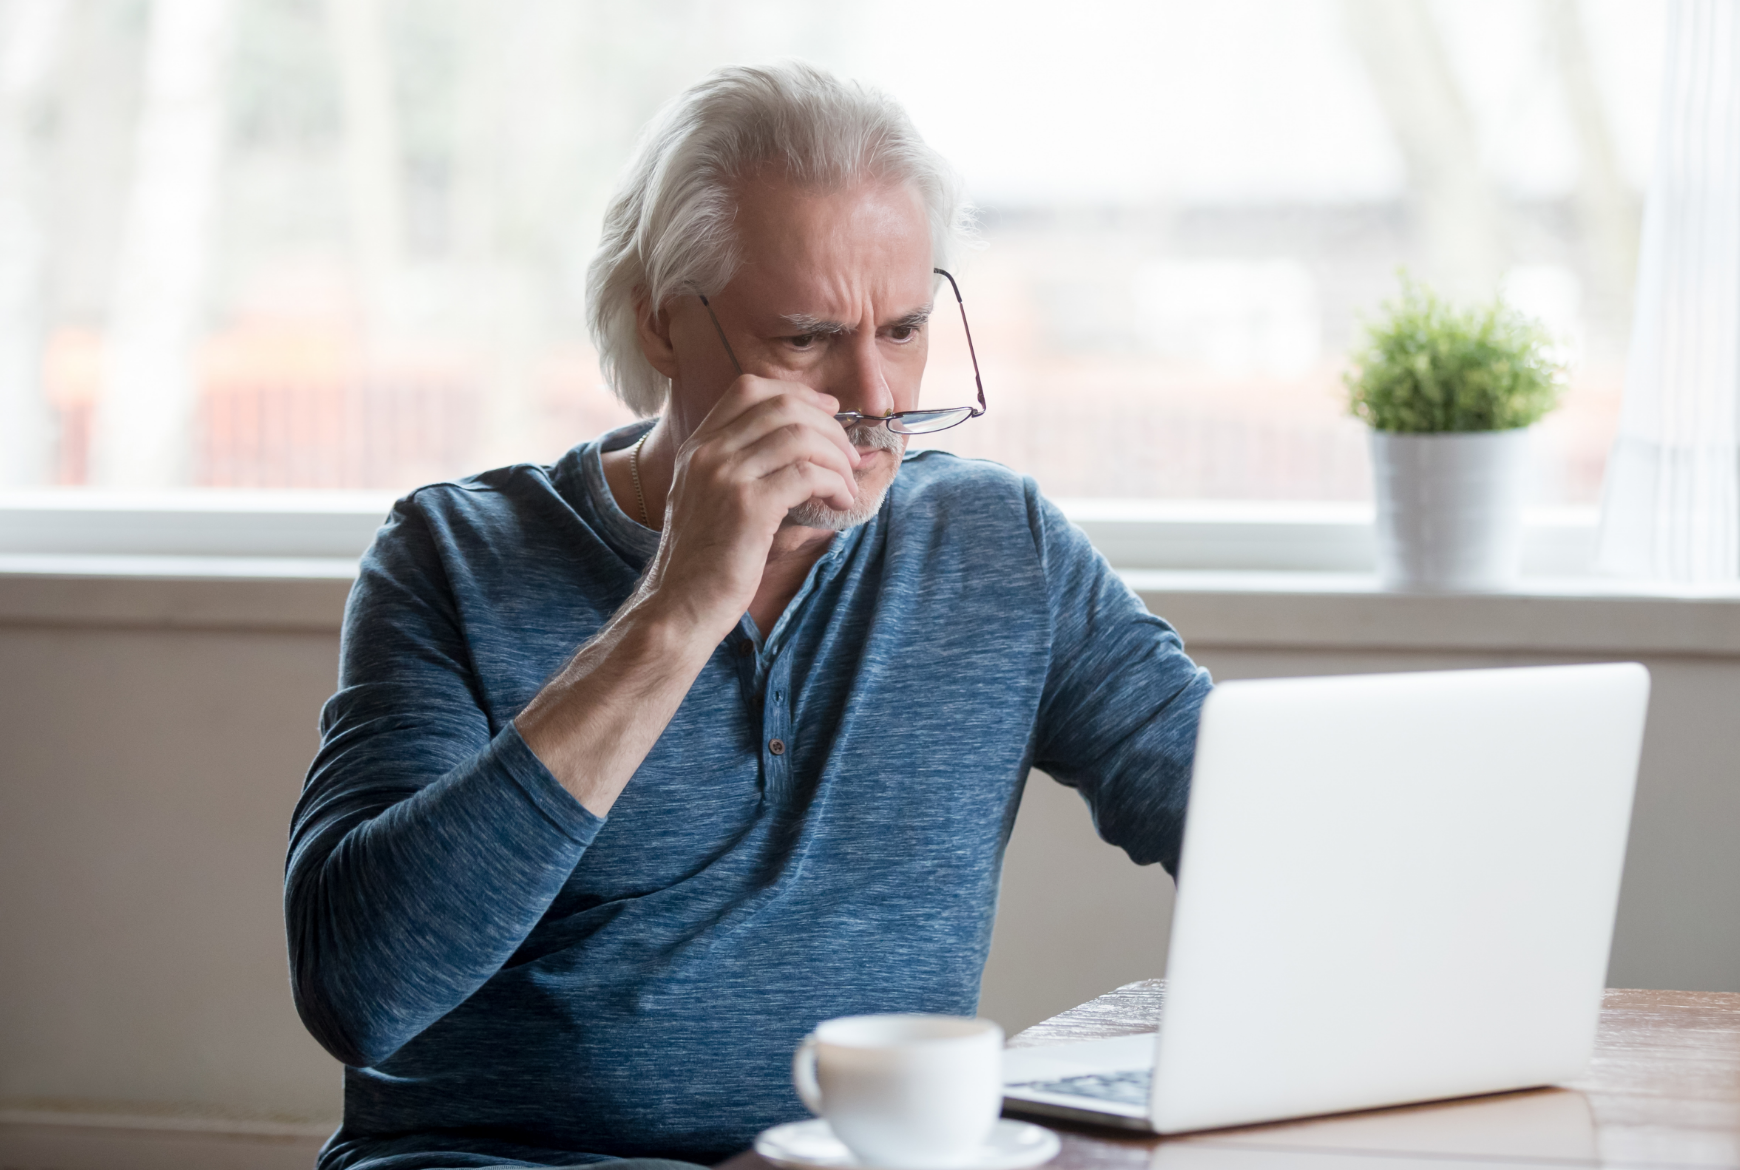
778, 305, 933, 336
779, 313, 851, 337
890, 306, 933, 331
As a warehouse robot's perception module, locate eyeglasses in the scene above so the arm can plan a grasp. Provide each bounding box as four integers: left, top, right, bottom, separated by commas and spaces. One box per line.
695, 267, 987, 435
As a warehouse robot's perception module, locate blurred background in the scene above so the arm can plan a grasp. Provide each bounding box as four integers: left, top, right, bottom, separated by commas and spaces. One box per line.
0, 0, 1665, 502
14, 10, 1740, 1164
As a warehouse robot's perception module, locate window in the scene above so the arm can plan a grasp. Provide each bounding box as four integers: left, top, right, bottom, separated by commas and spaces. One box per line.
0, 0, 1665, 505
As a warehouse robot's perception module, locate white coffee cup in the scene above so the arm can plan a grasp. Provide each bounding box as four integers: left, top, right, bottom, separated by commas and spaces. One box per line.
792, 1013, 1004, 1169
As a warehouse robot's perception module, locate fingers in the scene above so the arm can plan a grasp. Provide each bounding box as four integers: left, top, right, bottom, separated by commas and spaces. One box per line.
659, 374, 864, 552
734, 425, 859, 508
765, 458, 859, 516
695, 376, 861, 471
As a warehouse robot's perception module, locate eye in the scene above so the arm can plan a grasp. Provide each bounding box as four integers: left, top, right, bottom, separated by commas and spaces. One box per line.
889, 324, 921, 343
787, 333, 818, 350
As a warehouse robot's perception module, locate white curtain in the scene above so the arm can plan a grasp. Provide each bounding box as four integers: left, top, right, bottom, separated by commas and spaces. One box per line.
1596, 0, 1740, 583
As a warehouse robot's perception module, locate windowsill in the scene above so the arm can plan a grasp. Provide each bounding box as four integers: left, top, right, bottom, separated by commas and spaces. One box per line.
0, 553, 359, 580
1122, 568, 1740, 600
3, 492, 1734, 653
1125, 571, 1740, 657
1, 554, 1736, 656
0, 556, 354, 632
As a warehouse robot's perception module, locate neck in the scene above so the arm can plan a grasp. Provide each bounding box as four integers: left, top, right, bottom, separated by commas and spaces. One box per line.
769, 519, 839, 560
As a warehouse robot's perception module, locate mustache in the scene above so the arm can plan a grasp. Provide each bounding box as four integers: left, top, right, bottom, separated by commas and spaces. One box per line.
842, 421, 906, 454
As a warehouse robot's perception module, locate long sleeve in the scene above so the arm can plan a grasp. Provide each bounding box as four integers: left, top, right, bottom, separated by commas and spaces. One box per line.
284, 495, 604, 1069
1026, 485, 1213, 873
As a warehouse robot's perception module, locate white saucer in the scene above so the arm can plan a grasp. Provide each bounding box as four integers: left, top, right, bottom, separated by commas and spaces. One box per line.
754, 1118, 1060, 1170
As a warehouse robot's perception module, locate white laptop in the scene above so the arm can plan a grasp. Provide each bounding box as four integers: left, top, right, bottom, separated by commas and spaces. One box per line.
1002, 663, 1650, 1135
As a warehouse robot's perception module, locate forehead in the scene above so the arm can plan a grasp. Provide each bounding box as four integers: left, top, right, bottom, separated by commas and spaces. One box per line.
728, 175, 933, 310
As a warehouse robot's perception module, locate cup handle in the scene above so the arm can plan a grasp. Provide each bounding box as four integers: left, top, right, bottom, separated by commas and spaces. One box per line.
792, 1033, 824, 1116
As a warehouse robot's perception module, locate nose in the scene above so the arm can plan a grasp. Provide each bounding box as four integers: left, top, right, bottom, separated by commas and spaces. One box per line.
830, 329, 896, 423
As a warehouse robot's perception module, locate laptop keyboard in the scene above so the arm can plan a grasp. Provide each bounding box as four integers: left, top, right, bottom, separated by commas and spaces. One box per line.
1012, 1068, 1152, 1106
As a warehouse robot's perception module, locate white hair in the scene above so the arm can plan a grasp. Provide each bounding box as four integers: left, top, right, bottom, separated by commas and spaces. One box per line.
585, 61, 974, 417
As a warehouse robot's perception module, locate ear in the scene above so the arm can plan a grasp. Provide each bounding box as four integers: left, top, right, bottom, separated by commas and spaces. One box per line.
634, 291, 680, 381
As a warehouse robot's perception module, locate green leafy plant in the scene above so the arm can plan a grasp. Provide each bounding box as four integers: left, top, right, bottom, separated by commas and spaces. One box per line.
1345, 277, 1565, 433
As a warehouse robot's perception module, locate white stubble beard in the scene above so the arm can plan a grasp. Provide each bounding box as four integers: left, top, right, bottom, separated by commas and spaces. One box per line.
783, 422, 907, 532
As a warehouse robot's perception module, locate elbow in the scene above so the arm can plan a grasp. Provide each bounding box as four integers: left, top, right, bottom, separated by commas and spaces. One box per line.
289, 955, 412, 1069
312, 1020, 406, 1071
285, 885, 414, 1069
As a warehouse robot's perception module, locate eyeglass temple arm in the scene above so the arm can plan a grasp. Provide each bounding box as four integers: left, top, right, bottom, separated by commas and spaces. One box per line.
695, 291, 744, 377
934, 268, 986, 417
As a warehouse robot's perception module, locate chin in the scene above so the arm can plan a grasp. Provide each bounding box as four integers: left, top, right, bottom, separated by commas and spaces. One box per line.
785, 463, 898, 532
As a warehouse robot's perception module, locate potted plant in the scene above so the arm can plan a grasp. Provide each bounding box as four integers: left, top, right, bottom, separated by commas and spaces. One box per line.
1345, 279, 1565, 591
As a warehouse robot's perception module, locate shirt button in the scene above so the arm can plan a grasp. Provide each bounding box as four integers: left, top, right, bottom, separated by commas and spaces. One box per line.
736, 641, 753, 658
768, 738, 786, 756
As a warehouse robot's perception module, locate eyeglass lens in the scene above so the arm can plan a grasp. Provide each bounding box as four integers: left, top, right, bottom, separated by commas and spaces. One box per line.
892, 408, 976, 434
836, 408, 976, 434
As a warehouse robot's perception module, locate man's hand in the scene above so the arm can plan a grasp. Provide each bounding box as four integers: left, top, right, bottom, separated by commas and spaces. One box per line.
516, 373, 859, 817
641, 374, 861, 639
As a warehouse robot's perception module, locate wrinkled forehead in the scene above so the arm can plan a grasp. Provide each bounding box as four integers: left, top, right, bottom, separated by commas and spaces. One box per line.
727, 174, 934, 314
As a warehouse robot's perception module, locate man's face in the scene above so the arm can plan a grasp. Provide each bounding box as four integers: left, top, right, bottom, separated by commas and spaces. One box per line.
656, 174, 935, 528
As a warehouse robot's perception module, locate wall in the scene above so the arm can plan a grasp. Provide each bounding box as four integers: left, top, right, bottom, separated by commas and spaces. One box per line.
0, 619, 344, 1123
2, 572, 1737, 1139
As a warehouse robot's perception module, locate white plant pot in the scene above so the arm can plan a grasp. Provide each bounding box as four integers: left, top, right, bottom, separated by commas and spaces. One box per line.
1369, 428, 1530, 592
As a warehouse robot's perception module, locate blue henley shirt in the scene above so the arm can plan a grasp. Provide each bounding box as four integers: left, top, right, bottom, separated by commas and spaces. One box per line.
286, 420, 1212, 1169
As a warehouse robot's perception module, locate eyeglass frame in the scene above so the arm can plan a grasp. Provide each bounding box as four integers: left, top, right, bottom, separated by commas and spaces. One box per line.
693, 267, 987, 434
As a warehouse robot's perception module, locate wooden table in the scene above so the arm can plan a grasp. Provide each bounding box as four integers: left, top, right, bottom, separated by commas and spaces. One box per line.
726, 981, 1740, 1170
1005, 980, 1740, 1169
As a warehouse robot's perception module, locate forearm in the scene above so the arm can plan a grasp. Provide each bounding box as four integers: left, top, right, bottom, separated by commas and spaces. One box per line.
515, 590, 726, 816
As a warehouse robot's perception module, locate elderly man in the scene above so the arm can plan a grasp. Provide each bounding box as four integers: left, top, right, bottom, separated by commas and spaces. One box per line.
287, 62, 1211, 1170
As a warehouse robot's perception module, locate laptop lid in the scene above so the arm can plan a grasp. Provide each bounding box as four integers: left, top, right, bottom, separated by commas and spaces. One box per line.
1149, 663, 1649, 1133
